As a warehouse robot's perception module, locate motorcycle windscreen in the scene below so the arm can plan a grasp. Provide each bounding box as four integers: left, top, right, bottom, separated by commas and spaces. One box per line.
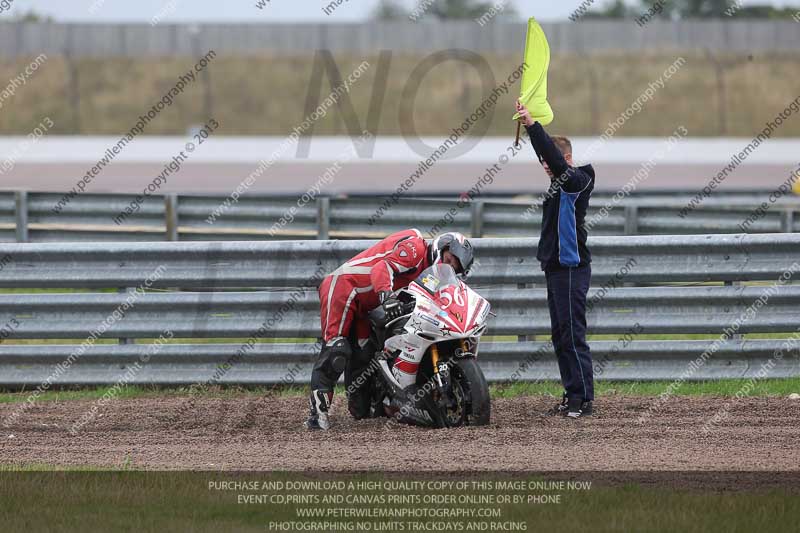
413, 264, 471, 333
414, 264, 459, 295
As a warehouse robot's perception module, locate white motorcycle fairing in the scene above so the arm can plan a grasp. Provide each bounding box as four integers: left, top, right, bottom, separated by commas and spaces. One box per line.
383, 264, 491, 373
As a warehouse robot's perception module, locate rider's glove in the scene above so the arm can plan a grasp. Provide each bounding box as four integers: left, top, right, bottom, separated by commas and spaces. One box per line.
379, 291, 402, 321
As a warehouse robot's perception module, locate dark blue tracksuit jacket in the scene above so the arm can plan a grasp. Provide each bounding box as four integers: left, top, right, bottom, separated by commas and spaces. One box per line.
526, 123, 595, 401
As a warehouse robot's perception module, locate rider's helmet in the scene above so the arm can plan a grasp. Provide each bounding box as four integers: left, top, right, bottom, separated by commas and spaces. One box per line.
430, 232, 474, 279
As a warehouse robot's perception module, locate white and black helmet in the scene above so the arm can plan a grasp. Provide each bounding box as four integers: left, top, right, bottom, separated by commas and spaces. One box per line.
431, 232, 475, 278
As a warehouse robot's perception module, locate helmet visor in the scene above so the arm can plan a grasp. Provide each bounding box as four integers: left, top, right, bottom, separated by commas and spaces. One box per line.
445, 239, 474, 277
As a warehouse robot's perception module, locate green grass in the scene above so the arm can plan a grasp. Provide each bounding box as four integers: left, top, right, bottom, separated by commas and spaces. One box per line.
0, 384, 297, 404
0, 463, 120, 472
1, 378, 798, 405
2, 52, 800, 137
491, 332, 800, 342
491, 378, 800, 398
0, 471, 797, 532
1, 336, 317, 346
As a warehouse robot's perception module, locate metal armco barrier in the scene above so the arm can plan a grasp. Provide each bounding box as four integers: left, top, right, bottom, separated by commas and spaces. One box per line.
0, 339, 793, 386
0, 234, 797, 288
1, 191, 798, 243
0, 234, 798, 386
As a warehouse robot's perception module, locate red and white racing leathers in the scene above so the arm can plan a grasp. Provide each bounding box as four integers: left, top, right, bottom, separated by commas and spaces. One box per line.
318, 229, 430, 349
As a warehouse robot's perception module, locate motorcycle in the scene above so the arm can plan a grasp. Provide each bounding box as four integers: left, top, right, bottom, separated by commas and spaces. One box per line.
365, 263, 492, 428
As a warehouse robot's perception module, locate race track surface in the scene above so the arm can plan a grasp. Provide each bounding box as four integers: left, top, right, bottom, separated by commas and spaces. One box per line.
0, 395, 797, 472
2, 161, 793, 195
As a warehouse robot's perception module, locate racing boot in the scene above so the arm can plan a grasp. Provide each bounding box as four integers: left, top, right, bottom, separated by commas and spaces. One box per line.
305, 338, 350, 430
304, 390, 332, 430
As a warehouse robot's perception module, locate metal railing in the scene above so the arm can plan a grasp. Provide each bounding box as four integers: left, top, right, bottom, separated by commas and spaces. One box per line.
2, 190, 798, 243
0, 234, 798, 386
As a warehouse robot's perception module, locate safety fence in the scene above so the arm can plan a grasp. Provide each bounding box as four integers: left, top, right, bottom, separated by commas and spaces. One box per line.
1, 190, 798, 243
0, 233, 797, 386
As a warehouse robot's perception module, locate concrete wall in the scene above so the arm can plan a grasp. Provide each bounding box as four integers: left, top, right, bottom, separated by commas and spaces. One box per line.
1, 21, 799, 58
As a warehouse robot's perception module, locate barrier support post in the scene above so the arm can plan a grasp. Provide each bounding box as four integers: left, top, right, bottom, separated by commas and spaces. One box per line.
624, 205, 639, 235
165, 194, 179, 241
317, 197, 330, 240
471, 200, 484, 238
118, 288, 133, 345
780, 210, 794, 233
15, 191, 29, 243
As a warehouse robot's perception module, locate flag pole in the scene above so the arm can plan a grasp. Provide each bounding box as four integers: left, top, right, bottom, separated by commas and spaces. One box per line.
514, 121, 521, 148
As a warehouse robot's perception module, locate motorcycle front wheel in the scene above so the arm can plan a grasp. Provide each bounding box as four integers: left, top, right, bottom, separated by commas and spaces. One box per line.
446, 358, 491, 427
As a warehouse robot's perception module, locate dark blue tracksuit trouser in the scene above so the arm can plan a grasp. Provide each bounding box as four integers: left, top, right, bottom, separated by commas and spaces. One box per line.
545, 265, 594, 401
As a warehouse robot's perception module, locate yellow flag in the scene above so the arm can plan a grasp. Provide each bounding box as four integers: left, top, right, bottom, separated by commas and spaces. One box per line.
513, 17, 554, 126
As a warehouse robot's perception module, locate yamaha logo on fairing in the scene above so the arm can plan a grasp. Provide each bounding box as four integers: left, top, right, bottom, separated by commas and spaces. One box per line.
402, 405, 433, 423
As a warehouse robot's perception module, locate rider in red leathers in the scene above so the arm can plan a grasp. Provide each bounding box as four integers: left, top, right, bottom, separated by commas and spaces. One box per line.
305, 229, 474, 430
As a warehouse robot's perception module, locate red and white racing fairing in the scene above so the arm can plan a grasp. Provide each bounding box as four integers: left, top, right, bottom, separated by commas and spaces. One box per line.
370, 263, 492, 427
385, 263, 491, 357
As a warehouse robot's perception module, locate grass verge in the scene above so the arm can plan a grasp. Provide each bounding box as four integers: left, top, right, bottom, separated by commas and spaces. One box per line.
2, 52, 800, 137
0, 471, 797, 532
1, 378, 798, 404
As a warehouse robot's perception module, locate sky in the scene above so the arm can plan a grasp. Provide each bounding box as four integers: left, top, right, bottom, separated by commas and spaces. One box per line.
0, 0, 798, 23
